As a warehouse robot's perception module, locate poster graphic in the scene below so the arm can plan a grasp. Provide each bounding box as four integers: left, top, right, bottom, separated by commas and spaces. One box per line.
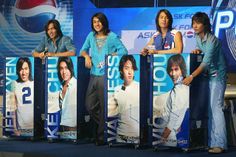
4, 57, 34, 137
47, 56, 77, 140
152, 54, 190, 148
106, 54, 140, 144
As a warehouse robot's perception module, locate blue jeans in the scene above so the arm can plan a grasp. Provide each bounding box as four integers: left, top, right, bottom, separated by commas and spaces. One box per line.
208, 79, 227, 149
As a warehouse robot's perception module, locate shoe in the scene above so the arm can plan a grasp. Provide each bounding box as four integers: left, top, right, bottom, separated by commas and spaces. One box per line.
95, 140, 105, 146
208, 147, 224, 154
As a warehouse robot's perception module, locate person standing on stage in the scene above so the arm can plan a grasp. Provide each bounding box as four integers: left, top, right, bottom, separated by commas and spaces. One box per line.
183, 12, 227, 154
32, 19, 76, 58
80, 12, 128, 145
10, 57, 34, 136
141, 9, 183, 55
108, 55, 140, 143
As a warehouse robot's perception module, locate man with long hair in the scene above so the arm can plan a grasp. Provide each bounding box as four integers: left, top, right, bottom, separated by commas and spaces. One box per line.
32, 19, 76, 58
183, 12, 227, 154
154, 54, 189, 146
80, 12, 128, 145
56, 57, 77, 133
10, 57, 34, 136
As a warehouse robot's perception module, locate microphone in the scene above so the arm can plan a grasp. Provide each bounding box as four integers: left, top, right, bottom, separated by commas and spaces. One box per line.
43, 47, 48, 55
42, 47, 48, 65
121, 85, 126, 91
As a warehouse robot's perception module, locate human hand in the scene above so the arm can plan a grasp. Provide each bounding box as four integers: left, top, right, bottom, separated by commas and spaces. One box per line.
108, 96, 118, 117
111, 52, 117, 56
182, 75, 193, 86
45, 52, 55, 57
141, 48, 148, 56
148, 49, 156, 55
14, 130, 21, 136
37, 52, 46, 59
85, 55, 92, 69
191, 49, 202, 54
162, 127, 171, 140
177, 127, 181, 133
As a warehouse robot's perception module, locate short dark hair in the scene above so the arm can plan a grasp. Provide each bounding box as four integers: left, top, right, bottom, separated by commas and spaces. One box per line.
155, 9, 173, 33
167, 54, 187, 78
45, 19, 63, 38
91, 12, 110, 35
192, 12, 211, 34
57, 57, 75, 84
16, 57, 33, 82
119, 55, 138, 80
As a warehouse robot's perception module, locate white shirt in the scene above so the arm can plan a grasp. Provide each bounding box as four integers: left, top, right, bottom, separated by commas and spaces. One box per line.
153, 83, 189, 146
166, 84, 189, 131
112, 81, 140, 137
59, 77, 77, 127
12, 80, 34, 129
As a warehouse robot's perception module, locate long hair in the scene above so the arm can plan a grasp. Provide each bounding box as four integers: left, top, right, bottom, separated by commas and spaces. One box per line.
91, 12, 110, 35
155, 9, 173, 33
167, 54, 187, 78
57, 57, 75, 84
119, 55, 138, 80
45, 19, 63, 38
192, 12, 211, 34
16, 57, 33, 82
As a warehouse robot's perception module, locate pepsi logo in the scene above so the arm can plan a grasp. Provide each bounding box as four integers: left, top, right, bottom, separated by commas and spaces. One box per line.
14, 0, 58, 33
186, 31, 194, 38
164, 43, 170, 49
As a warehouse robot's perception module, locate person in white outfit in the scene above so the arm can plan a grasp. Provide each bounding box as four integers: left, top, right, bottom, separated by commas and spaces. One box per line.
57, 57, 77, 134
154, 54, 189, 146
108, 55, 140, 143
9, 57, 34, 136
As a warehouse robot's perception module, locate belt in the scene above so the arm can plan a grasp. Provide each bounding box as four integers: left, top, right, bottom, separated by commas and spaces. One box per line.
60, 125, 77, 131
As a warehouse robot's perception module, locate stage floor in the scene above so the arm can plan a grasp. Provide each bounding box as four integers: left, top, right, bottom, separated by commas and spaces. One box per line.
0, 139, 236, 157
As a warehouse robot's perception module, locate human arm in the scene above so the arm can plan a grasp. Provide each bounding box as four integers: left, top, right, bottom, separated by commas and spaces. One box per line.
183, 34, 217, 85
162, 87, 188, 140
46, 51, 75, 57
10, 94, 20, 135
140, 37, 154, 56
81, 51, 92, 69
9, 82, 20, 136
32, 37, 47, 59
162, 127, 171, 140
108, 33, 128, 55
12, 109, 21, 136
46, 36, 76, 57
192, 49, 202, 54
108, 94, 118, 117
183, 63, 205, 85
32, 52, 46, 59
80, 32, 92, 69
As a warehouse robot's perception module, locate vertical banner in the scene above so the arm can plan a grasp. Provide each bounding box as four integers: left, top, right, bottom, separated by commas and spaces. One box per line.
4, 57, 34, 137
0, 57, 4, 138
106, 54, 140, 144
46, 56, 77, 140
152, 54, 190, 148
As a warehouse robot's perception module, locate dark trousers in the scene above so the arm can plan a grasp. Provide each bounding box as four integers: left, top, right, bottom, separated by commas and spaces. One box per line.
85, 75, 104, 141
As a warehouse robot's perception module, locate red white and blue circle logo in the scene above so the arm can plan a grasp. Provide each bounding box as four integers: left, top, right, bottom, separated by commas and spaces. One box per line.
186, 31, 194, 38
14, 0, 58, 33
